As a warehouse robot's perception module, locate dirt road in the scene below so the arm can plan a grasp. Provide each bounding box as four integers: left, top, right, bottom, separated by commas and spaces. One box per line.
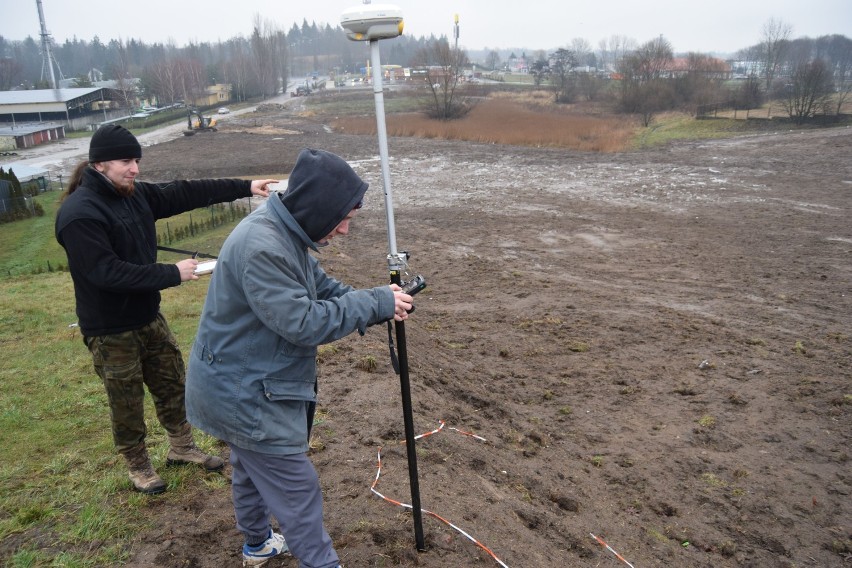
1, 91, 298, 178
116, 106, 852, 567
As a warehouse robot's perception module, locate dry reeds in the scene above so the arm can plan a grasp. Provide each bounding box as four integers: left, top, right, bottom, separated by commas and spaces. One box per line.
331, 97, 636, 153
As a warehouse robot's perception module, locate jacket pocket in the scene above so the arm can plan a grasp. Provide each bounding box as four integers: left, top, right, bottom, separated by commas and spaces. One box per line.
261, 377, 316, 403
250, 378, 316, 445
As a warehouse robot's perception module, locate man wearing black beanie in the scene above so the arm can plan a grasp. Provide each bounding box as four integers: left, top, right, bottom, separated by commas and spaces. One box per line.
185, 148, 415, 567
55, 124, 278, 495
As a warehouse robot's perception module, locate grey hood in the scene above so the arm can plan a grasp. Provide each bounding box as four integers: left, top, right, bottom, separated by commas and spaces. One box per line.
279, 148, 368, 243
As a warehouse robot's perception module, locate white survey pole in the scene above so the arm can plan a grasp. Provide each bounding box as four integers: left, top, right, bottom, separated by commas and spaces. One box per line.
341, 2, 426, 552
368, 40, 402, 268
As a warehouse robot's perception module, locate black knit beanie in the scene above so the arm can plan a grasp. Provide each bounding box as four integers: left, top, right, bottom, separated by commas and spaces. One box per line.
89, 125, 142, 162
280, 149, 369, 243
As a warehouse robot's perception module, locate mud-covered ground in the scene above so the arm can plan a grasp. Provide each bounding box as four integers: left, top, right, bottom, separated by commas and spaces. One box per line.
125, 104, 851, 567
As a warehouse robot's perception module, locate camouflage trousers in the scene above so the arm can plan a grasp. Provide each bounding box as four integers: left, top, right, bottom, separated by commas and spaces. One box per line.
84, 313, 188, 453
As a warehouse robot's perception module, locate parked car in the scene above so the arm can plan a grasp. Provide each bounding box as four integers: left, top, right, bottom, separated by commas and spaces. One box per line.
217, 107, 230, 114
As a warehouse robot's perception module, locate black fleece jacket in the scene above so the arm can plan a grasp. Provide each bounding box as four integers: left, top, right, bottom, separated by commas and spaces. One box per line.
55, 167, 252, 336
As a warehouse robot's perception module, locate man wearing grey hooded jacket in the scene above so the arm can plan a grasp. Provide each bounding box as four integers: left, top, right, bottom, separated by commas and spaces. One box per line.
186, 148, 413, 568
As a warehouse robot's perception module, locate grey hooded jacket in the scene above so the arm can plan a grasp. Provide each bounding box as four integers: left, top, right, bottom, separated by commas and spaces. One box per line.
186, 150, 395, 454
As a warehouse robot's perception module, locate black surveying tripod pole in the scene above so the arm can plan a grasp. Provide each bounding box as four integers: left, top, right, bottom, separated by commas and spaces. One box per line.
367, 36, 426, 551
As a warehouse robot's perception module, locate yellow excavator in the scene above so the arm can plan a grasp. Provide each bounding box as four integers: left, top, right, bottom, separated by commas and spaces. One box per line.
183, 108, 217, 136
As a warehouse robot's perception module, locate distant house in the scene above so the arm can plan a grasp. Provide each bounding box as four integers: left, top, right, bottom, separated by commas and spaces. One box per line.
506, 53, 529, 74
191, 84, 232, 108
663, 57, 732, 80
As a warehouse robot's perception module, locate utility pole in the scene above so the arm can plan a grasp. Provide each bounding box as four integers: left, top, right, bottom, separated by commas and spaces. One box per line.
454, 14, 459, 52
35, 0, 62, 89
453, 14, 460, 81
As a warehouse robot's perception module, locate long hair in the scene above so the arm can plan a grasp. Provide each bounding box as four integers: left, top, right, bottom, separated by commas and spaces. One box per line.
61, 160, 89, 201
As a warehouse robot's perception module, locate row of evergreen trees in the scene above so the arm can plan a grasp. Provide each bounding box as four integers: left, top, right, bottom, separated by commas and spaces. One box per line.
0, 168, 44, 224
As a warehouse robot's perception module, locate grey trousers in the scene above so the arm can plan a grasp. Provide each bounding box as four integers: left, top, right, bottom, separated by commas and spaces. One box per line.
229, 445, 340, 568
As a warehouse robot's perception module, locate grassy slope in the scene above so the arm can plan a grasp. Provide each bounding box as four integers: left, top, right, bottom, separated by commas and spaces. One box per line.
0, 197, 239, 566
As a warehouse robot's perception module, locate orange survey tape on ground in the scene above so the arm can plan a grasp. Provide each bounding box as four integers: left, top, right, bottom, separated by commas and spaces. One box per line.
369, 420, 509, 568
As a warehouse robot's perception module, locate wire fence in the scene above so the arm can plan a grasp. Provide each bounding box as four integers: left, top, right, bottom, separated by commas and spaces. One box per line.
1, 201, 253, 279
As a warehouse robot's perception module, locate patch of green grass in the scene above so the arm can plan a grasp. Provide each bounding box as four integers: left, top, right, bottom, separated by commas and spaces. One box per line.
0, 192, 67, 277
356, 354, 379, 372
0, 206, 243, 564
701, 472, 727, 488
633, 113, 759, 148
646, 527, 670, 544
629, 110, 852, 149
305, 90, 424, 117
316, 344, 339, 364
697, 415, 716, 428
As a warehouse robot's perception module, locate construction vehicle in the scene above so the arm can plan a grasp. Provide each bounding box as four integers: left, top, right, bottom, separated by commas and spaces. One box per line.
183, 108, 217, 136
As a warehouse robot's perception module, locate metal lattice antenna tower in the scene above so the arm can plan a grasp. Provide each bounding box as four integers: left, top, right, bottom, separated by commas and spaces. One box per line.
36, 0, 63, 89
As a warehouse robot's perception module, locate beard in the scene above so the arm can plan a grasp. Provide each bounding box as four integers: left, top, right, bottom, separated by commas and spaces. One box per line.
92, 167, 136, 197
113, 180, 135, 197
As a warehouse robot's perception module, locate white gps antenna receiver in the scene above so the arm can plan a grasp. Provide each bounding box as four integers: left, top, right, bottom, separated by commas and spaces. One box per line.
340, 2, 404, 41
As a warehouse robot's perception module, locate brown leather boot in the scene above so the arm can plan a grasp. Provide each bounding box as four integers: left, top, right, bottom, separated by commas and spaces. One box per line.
166, 423, 225, 472
122, 443, 166, 495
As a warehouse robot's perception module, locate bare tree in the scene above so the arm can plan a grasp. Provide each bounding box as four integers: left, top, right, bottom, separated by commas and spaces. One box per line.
110, 40, 137, 108
777, 59, 834, 123
597, 35, 636, 74
817, 34, 852, 114
530, 55, 549, 86
549, 48, 578, 103
414, 38, 470, 120
675, 53, 728, 113
570, 38, 593, 68
141, 56, 205, 106
218, 38, 257, 102
484, 49, 500, 71
633, 36, 673, 82
177, 57, 207, 103
617, 36, 675, 126
733, 75, 764, 111
141, 60, 177, 104
250, 14, 288, 98
577, 72, 606, 102
759, 18, 792, 92
273, 30, 289, 96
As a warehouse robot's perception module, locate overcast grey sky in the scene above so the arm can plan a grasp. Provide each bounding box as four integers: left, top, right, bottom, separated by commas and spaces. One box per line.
3, 0, 851, 55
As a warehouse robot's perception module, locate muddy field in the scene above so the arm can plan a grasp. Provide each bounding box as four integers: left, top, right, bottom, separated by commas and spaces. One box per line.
125, 106, 851, 567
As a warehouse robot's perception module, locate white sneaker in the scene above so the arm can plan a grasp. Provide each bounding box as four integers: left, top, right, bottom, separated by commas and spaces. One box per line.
242, 530, 288, 566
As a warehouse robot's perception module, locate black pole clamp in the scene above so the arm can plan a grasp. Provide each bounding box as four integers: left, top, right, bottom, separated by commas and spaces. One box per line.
156, 245, 218, 259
